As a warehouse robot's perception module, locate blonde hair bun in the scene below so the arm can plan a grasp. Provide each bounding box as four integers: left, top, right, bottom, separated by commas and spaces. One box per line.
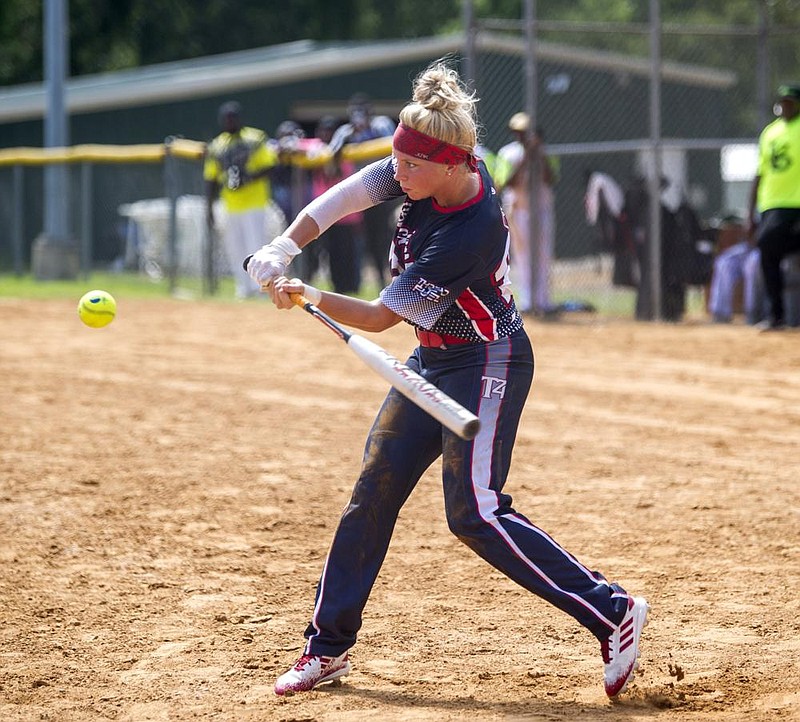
399, 60, 479, 152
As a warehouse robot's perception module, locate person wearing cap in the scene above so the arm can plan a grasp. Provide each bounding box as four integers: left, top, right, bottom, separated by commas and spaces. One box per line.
204, 101, 279, 299
747, 83, 800, 330
495, 112, 559, 316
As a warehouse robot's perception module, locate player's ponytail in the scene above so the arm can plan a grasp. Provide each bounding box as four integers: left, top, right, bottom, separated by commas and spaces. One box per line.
399, 60, 479, 153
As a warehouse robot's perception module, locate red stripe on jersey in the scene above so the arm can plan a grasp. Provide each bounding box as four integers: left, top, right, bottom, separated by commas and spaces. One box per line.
456, 289, 498, 341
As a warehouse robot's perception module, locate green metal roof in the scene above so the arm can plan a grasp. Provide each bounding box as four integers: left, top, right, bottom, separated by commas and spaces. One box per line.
0, 32, 736, 124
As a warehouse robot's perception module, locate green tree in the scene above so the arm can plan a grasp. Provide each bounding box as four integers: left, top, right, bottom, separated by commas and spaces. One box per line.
0, 0, 798, 87
0, 0, 467, 85
0, 2, 42, 84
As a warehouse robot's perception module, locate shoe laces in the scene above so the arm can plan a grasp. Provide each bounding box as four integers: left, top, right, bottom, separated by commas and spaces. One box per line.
600, 637, 612, 664
293, 654, 323, 671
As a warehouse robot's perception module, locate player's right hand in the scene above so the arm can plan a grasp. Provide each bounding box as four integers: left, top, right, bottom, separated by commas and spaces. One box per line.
246, 236, 302, 290
271, 277, 321, 309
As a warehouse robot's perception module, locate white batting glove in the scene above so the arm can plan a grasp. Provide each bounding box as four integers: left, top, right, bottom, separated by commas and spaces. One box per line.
246, 236, 302, 289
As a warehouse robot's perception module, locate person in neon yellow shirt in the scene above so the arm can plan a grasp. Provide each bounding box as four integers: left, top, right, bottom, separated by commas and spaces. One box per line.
205, 101, 278, 298
747, 83, 800, 330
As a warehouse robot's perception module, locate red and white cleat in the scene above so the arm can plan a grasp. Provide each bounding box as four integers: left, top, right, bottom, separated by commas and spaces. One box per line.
601, 596, 649, 697
274, 652, 351, 696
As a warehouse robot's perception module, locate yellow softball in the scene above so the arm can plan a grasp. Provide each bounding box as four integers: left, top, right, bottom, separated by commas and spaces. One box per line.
77, 289, 117, 328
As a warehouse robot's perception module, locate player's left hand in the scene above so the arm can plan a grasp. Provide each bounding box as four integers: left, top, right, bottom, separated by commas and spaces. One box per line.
246, 236, 302, 290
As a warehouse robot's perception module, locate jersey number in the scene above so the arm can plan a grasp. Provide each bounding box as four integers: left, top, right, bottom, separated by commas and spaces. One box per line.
770, 141, 793, 172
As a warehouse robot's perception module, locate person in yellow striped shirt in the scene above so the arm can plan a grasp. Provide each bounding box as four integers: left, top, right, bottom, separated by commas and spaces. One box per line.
205, 101, 278, 298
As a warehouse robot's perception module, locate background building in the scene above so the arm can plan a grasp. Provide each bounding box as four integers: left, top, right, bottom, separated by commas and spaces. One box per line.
0, 34, 739, 275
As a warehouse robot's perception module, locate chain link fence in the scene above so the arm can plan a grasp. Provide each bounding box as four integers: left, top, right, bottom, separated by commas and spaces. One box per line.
2, 10, 799, 320
0, 134, 401, 296
0, 144, 210, 292
467, 10, 799, 321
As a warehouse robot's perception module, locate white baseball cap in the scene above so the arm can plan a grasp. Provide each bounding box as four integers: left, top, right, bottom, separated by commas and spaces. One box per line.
508, 112, 530, 132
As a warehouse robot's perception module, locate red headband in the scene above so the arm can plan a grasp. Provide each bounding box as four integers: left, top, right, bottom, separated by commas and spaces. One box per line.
393, 123, 478, 172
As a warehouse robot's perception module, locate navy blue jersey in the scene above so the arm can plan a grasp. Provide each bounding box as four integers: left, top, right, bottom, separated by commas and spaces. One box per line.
367, 158, 523, 341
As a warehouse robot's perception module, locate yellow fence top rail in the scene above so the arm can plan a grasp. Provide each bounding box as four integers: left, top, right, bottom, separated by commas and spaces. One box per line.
0, 136, 393, 167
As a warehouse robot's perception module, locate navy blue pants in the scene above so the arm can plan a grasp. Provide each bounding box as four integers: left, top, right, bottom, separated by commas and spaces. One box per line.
303, 329, 630, 657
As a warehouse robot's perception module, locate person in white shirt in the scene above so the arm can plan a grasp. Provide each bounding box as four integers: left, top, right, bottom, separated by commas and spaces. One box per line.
496, 113, 558, 315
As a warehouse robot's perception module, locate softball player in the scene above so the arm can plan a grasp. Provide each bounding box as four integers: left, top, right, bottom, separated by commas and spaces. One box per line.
247, 61, 648, 698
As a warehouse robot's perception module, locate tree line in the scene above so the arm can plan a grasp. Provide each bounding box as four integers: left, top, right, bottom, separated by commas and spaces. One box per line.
0, 1, 796, 88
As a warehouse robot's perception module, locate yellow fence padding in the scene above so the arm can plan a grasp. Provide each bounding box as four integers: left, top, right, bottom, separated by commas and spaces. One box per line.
0, 135, 392, 167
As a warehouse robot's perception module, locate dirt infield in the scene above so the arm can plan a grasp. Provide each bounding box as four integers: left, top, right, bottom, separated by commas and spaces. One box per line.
2, 296, 799, 722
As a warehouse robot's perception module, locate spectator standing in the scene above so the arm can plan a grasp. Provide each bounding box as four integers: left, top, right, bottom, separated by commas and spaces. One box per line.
328, 93, 397, 288
747, 82, 800, 331
204, 101, 278, 299
496, 114, 559, 315
623, 174, 687, 321
307, 116, 363, 294
270, 120, 309, 227
583, 170, 638, 287
271, 120, 319, 280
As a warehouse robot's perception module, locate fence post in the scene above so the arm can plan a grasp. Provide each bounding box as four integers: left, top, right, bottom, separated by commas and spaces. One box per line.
462, 0, 477, 89
648, 0, 663, 321
524, 0, 542, 313
12, 165, 24, 276
80, 161, 93, 278
164, 137, 179, 294
757, 1, 770, 131
203, 197, 217, 297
